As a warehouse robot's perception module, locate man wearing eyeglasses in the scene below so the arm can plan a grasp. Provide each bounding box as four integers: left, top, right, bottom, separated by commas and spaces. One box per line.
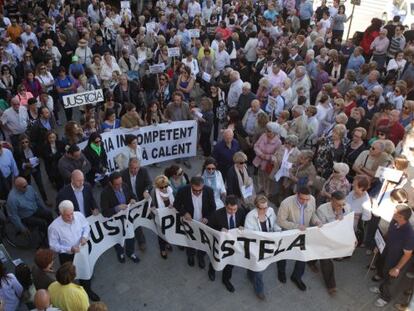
6, 177, 53, 245
174, 176, 216, 268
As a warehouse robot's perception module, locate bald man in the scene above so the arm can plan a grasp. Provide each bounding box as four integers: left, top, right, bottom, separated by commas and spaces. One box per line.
56, 170, 99, 217
212, 129, 241, 181
33, 289, 60, 310
6, 177, 53, 245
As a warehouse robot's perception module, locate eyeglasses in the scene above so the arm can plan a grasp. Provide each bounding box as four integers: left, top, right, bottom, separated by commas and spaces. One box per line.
40, 67, 46, 70
237, 161, 246, 165
191, 187, 203, 194
403, 106, 409, 109
370, 146, 376, 150
160, 185, 169, 189
206, 167, 216, 171
21, 141, 29, 144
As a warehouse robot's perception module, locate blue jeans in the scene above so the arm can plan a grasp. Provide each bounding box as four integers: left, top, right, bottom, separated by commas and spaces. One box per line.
248, 270, 264, 295
278, 260, 306, 280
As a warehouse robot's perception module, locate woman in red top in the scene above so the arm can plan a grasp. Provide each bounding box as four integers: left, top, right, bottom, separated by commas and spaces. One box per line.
343, 90, 357, 116
360, 18, 383, 59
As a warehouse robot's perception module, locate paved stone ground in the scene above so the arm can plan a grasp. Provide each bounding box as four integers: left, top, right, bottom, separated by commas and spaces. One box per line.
4, 153, 413, 311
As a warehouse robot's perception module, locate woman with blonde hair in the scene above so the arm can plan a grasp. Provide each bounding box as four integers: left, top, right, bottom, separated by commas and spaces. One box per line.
287, 149, 317, 194
226, 151, 255, 207
152, 175, 174, 259
315, 124, 348, 179
400, 100, 414, 127
281, 77, 293, 110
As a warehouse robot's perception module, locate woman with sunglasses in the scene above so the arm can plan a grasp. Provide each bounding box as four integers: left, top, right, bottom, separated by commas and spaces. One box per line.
226, 151, 255, 207
152, 175, 174, 259
164, 164, 189, 196
244, 195, 282, 300
400, 100, 414, 128
35, 63, 54, 94
201, 157, 226, 209
14, 134, 49, 204
83, 132, 108, 186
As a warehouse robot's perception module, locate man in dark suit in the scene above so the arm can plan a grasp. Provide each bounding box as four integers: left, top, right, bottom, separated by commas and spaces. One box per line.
101, 171, 140, 264
174, 176, 216, 268
56, 170, 99, 217
121, 158, 152, 251
207, 195, 246, 293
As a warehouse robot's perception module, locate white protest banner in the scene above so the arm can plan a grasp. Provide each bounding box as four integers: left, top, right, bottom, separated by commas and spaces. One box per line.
188, 29, 200, 38
78, 121, 198, 170
74, 202, 356, 280
149, 63, 166, 74
62, 89, 104, 109
167, 47, 180, 58
120, 1, 130, 8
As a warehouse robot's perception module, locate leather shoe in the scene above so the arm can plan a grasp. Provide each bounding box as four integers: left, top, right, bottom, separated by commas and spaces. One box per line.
128, 254, 140, 264
187, 256, 195, 267
208, 269, 215, 281
256, 293, 266, 300
291, 277, 307, 291
198, 257, 205, 269
117, 254, 125, 264
308, 262, 319, 273
328, 288, 337, 296
160, 251, 168, 259
87, 289, 100, 302
223, 280, 235, 293
278, 272, 286, 283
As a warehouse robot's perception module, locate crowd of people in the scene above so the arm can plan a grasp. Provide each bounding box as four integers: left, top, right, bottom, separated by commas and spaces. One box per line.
0, 0, 413, 309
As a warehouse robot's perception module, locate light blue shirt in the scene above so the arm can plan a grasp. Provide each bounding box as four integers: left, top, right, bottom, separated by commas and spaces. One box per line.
299, 1, 313, 20
6, 186, 44, 231
73, 186, 85, 216
296, 198, 306, 226
0, 148, 18, 178
346, 54, 365, 72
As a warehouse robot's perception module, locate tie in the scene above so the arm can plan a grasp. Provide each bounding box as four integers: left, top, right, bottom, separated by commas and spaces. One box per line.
229, 215, 235, 229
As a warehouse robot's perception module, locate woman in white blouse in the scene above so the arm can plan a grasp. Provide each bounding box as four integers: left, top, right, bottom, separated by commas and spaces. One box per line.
114, 134, 143, 170
152, 175, 174, 259
244, 195, 282, 300
201, 157, 226, 209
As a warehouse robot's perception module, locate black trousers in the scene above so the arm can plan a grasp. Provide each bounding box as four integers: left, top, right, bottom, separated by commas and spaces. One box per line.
59, 253, 92, 292
21, 208, 53, 245
209, 263, 233, 282
320, 259, 336, 289
26, 169, 48, 202
186, 247, 205, 260
200, 131, 212, 157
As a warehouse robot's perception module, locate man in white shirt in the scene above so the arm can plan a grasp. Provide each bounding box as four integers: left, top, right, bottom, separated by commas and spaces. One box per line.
174, 176, 216, 268
48, 200, 100, 301
215, 41, 230, 74
264, 62, 288, 89
202, 0, 215, 22
0, 97, 28, 147
227, 70, 243, 108
187, 0, 202, 20
20, 25, 38, 48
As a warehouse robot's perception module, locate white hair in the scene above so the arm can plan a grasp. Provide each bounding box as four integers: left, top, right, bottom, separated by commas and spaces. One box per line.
242, 82, 251, 89
306, 50, 315, 59
59, 200, 74, 214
